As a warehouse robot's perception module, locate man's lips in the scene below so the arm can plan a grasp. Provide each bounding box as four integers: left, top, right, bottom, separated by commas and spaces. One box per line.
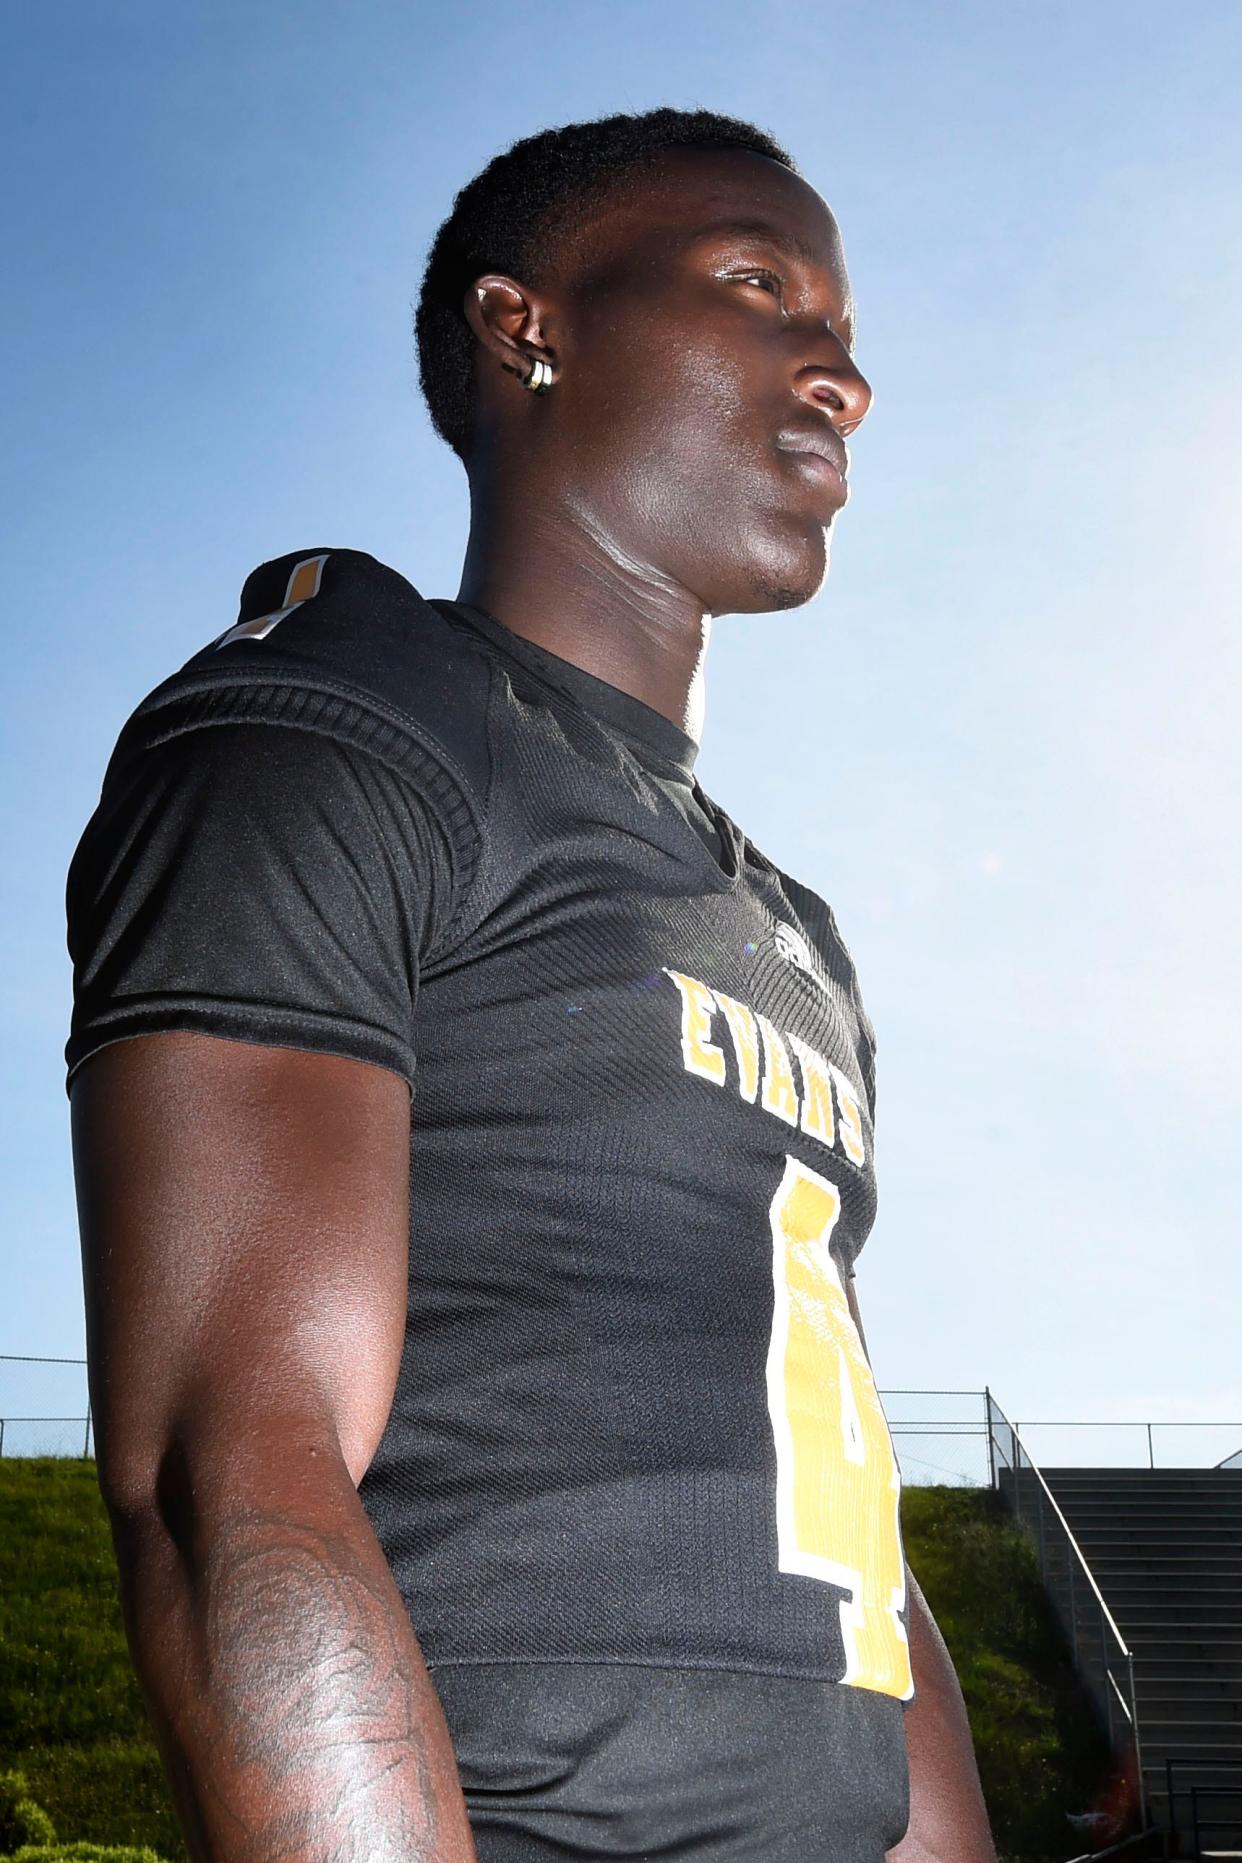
774, 427, 850, 505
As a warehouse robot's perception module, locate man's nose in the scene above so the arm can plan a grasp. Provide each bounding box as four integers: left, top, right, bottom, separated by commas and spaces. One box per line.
794, 346, 873, 438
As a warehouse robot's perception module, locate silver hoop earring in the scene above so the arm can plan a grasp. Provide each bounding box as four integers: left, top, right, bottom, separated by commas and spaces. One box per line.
524, 354, 553, 394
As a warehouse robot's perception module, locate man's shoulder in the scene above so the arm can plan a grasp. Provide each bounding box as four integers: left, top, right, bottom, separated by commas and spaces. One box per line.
113, 547, 495, 808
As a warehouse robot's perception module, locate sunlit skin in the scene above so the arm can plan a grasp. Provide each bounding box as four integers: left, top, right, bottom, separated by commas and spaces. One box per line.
457, 147, 871, 744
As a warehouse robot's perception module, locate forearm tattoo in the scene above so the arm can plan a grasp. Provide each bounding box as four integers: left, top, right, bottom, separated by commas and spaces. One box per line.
174, 1509, 455, 1862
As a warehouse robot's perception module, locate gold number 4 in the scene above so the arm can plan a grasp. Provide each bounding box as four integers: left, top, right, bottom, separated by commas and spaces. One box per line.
765, 1154, 913, 1700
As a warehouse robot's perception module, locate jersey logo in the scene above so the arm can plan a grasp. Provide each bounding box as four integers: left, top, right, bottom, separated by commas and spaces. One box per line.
772, 921, 828, 994
773, 922, 813, 972
214, 554, 331, 649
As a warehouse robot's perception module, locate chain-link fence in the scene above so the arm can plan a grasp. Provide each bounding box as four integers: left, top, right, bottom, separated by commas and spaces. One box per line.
0, 1354, 92, 1456
4, 1359, 1240, 1482
883, 1387, 991, 1487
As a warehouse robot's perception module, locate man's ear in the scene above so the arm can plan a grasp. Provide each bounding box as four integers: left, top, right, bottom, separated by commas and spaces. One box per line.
463, 273, 558, 388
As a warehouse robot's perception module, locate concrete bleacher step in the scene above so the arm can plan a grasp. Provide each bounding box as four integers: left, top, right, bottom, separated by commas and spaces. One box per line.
1005, 1463, 1242, 1850
1051, 1480, 1242, 1489
1069, 1515, 1242, 1528
1046, 1512, 1242, 1525
1072, 1550, 1242, 1564
1140, 1686, 1242, 1707
1132, 1656, 1242, 1680
1057, 1476, 1242, 1487
1106, 1610, 1242, 1631
1058, 1519, 1242, 1537
1041, 1469, 1242, 1482
1104, 1579, 1242, 1596
1057, 1506, 1242, 1516
1062, 1525, 1242, 1541
1138, 1719, 1242, 1743
1146, 1783, 1242, 1804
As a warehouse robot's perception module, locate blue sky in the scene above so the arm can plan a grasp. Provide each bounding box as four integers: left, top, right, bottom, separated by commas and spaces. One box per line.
4, 1, 1240, 1471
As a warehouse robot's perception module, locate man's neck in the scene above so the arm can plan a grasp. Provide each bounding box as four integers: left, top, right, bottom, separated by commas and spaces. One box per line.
455, 493, 712, 745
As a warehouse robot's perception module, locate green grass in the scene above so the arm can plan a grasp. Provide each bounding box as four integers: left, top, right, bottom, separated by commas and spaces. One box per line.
901, 1484, 1117, 1858
0, 1462, 183, 1860
2, 1460, 1112, 1859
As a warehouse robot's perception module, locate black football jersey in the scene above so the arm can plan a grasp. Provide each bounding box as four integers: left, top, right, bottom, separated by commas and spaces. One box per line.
66, 548, 913, 1853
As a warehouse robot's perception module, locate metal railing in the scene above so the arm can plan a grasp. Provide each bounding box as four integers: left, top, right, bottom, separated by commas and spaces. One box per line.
1007, 1417, 1242, 1471
876, 1389, 1242, 1484
880, 1387, 992, 1486
1164, 1760, 1242, 1860
986, 1390, 1147, 1830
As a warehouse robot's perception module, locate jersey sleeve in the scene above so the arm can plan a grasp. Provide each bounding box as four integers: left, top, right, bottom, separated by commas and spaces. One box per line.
65, 718, 464, 1092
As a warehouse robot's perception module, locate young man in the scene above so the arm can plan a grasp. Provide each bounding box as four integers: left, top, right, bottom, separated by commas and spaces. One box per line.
67, 109, 995, 1862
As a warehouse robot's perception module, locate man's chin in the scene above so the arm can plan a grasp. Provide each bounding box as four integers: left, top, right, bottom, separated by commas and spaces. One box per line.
735, 524, 830, 615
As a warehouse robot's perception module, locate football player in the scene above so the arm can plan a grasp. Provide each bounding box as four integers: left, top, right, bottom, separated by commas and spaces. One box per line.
68, 108, 995, 1861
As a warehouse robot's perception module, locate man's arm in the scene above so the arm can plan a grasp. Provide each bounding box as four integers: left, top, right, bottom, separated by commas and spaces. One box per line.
72, 1030, 476, 1863
889, 1567, 996, 1862
841, 1277, 996, 1862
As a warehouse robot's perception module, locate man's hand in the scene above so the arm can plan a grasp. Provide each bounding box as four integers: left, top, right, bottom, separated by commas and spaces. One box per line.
73, 1031, 477, 1863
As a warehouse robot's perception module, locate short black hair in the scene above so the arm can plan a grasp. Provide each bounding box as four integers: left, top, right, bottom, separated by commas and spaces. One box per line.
415, 106, 796, 460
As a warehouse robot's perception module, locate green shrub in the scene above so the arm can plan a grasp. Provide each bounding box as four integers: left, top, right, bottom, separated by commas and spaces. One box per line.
0, 1769, 57, 1851
0, 1765, 168, 1861
902, 1486, 1117, 1856
7, 1746, 180, 1863
11, 1848, 167, 1862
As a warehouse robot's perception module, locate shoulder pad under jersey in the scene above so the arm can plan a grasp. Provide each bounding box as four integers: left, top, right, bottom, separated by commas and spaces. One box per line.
102, 548, 493, 810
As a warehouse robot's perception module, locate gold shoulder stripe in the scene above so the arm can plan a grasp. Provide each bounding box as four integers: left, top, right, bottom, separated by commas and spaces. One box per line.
286, 555, 327, 605
215, 553, 331, 649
